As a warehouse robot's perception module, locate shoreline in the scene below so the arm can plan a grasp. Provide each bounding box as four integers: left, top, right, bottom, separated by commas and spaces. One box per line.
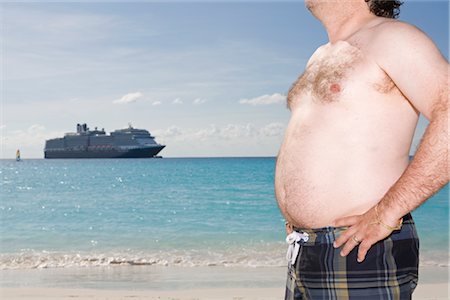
1, 283, 448, 300
1, 265, 448, 299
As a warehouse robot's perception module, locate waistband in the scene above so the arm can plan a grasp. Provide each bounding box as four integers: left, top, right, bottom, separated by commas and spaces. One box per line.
292, 213, 415, 245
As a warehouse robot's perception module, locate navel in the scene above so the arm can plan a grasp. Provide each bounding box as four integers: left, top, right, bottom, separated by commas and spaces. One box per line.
330, 83, 341, 93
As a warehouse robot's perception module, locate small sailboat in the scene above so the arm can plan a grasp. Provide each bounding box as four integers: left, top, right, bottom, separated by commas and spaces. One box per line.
16, 149, 21, 161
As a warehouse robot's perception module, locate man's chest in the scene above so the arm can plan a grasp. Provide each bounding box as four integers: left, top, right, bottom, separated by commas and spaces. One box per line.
287, 41, 396, 109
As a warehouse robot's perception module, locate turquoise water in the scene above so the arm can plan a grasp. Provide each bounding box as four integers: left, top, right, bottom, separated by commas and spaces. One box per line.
0, 158, 448, 269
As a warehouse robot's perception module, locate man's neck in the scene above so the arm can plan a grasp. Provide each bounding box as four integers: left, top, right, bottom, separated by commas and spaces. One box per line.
309, 1, 377, 43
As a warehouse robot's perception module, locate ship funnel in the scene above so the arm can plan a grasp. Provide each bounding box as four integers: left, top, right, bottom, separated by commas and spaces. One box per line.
76, 123, 89, 133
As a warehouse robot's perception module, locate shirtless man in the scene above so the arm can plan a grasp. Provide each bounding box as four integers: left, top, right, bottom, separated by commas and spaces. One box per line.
275, 0, 448, 299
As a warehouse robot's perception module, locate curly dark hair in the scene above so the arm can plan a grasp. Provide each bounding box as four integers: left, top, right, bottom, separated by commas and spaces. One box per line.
364, 0, 404, 19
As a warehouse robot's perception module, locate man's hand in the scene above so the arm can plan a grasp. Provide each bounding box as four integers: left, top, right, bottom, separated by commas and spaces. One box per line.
332, 204, 403, 263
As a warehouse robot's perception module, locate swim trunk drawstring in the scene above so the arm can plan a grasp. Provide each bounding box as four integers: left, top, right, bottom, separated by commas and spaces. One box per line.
286, 231, 309, 265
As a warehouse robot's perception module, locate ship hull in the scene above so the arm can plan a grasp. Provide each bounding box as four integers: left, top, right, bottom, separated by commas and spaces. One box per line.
44, 146, 165, 159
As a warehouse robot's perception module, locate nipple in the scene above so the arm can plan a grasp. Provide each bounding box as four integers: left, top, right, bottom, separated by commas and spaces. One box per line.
330, 83, 341, 93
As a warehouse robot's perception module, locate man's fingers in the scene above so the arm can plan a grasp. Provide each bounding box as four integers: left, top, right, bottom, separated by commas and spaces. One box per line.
357, 240, 372, 263
339, 236, 359, 257
333, 227, 358, 256
333, 215, 360, 227
333, 226, 357, 248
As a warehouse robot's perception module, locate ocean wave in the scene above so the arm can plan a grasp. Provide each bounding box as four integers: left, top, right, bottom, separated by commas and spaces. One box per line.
0, 247, 288, 270
1, 247, 448, 270
418, 256, 450, 268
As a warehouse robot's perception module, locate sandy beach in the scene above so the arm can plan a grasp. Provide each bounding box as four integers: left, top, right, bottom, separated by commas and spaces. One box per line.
1, 265, 448, 300
1, 283, 448, 300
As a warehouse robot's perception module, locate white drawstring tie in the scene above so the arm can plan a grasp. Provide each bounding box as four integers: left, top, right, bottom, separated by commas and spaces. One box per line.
286, 231, 309, 265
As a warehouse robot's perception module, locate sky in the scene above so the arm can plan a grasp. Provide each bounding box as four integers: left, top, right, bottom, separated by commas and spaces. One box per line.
0, 0, 448, 158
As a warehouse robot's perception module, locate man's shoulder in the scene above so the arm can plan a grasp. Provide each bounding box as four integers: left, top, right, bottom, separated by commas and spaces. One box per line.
361, 18, 435, 62
370, 18, 420, 33
367, 18, 429, 49
362, 17, 447, 120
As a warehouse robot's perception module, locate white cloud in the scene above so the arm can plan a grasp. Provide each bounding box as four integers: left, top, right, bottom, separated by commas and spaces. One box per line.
260, 122, 285, 137
113, 92, 143, 104
0, 124, 6, 130
152, 101, 162, 106
193, 124, 219, 140
154, 122, 283, 143
193, 98, 207, 105
1, 124, 66, 158
152, 126, 184, 143
172, 98, 183, 104
149, 122, 286, 157
239, 93, 286, 106
220, 123, 258, 140
27, 124, 46, 134
164, 126, 183, 137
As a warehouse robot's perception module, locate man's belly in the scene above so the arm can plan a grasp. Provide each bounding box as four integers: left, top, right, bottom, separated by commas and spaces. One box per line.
275, 112, 411, 228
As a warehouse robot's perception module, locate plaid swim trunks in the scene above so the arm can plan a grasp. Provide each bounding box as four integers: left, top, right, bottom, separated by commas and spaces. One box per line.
285, 213, 419, 300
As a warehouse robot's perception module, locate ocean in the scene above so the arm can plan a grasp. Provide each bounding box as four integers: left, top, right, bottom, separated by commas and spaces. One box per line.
0, 157, 448, 274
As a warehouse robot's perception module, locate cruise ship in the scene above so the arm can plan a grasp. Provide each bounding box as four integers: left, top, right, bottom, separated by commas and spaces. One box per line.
44, 123, 165, 159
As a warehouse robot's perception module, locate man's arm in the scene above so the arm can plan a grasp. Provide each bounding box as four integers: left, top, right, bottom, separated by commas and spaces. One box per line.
333, 20, 449, 262
379, 95, 447, 218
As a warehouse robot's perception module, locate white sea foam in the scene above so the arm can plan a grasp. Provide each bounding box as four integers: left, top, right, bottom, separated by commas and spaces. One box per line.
1, 247, 448, 270
0, 247, 289, 270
